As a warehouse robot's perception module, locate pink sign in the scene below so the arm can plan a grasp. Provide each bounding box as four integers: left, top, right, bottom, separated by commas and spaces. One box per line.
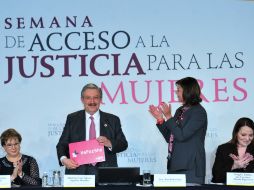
69, 139, 105, 165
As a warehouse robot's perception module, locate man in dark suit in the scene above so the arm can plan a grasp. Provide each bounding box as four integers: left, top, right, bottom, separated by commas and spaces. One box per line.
56, 83, 128, 175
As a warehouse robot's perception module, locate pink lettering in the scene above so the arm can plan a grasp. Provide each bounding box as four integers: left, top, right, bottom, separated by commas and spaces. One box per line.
213, 78, 229, 102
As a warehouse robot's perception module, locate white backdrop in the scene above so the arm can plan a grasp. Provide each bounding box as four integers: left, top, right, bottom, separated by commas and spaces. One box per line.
0, 0, 254, 183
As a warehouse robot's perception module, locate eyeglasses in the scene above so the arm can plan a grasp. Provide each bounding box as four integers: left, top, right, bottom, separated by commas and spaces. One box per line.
5, 143, 20, 149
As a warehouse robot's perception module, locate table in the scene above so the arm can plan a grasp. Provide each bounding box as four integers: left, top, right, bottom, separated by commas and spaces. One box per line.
3, 184, 253, 190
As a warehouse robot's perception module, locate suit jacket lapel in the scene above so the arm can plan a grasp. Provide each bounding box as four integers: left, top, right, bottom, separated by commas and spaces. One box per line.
80, 110, 87, 140
99, 111, 107, 137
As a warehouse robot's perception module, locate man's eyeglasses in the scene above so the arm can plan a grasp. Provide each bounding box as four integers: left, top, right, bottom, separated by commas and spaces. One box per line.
5, 143, 20, 149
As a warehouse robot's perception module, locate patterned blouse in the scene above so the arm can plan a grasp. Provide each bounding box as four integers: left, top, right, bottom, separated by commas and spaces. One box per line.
0, 154, 41, 186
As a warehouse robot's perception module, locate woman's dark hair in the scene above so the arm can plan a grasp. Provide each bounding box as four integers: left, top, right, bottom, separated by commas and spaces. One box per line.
176, 77, 202, 106
0, 128, 22, 146
230, 117, 254, 145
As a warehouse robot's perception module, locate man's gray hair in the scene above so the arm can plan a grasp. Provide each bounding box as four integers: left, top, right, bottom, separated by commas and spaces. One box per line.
81, 83, 102, 99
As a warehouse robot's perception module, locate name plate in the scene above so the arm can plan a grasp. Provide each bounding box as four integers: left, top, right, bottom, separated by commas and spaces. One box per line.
154, 174, 186, 187
0, 175, 11, 188
64, 175, 95, 187
227, 172, 254, 186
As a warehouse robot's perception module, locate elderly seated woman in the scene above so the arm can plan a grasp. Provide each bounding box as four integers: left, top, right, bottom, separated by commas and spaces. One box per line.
0, 128, 42, 186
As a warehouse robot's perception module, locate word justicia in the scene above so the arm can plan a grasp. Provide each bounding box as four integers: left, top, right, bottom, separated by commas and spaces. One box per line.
2, 53, 145, 84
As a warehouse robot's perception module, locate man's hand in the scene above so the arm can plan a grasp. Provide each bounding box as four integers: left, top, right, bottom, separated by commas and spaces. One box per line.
62, 158, 79, 170
97, 136, 112, 148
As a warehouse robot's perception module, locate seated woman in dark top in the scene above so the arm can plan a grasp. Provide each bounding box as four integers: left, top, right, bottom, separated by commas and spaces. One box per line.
212, 117, 254, 183
0, 128, 41, 186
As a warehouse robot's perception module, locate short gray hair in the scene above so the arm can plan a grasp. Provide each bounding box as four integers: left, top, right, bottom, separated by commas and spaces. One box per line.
81, 83, 102, 99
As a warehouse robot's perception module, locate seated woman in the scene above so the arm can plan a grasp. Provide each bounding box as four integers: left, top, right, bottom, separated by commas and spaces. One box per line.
0, 128, 42, 186
212, 117, 254, 183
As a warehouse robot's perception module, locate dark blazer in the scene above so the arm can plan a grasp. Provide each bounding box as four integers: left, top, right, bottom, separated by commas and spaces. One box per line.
157, 104, 207, 177
56, 110, 128, 174
212, 142, 254, 183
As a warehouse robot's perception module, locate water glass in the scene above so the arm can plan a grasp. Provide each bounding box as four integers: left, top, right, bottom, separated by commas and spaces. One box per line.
42, 172, 48, 187
142, 170, 151, 185
52, 170, 62, 187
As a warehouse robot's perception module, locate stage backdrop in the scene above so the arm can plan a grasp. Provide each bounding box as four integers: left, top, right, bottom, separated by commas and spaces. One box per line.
1, 0, 254, 183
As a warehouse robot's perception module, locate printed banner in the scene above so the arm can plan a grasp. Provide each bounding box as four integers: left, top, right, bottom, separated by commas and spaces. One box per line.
0, 0, 254, 183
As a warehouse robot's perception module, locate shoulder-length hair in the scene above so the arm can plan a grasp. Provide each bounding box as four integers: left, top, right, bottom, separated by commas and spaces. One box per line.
176, 77, 202, 106
0, 128, 22, 146
230, 117, 254, 145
